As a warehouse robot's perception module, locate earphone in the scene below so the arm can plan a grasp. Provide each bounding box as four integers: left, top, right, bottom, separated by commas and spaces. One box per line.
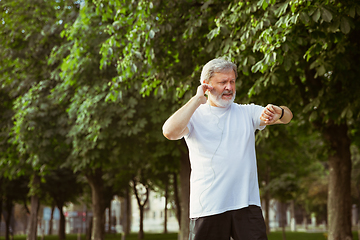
197, 103, 230, 216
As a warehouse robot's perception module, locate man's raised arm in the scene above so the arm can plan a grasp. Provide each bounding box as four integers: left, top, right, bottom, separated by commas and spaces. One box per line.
162, 84, 212, 140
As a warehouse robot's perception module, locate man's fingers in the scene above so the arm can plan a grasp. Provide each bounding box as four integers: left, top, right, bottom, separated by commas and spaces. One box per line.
261, 107, 277, 124
202, 83, 213, 92
263, 109, 274, 119
266, 104, 275, 113
261, 104, 284, 125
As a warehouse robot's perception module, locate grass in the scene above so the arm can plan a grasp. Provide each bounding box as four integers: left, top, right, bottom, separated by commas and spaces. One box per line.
0, 231, 359, 240
119, 231, 359, 240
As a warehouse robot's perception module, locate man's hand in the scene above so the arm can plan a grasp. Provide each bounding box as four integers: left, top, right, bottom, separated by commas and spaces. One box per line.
163, 84, 214, 140
196, 84, 213, 104
260, 104, 283, 125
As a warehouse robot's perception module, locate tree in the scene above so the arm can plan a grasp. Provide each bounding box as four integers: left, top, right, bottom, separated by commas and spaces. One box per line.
51, 2, 163, 239
94, 1, 229, 238
1, 176, 29, 240
0, 1, 80, 240
132, 178, 149, 240
266, 173, 298, 240
52, 1, 201, 239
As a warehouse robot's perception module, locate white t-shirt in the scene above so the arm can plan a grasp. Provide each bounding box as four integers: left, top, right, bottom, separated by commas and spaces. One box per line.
184, 102, 265, 218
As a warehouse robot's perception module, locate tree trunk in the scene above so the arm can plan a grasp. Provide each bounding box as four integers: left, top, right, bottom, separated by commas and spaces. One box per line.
86, 217, 93, 240
290, 200, 296, 232
27, 173, 40, 240
302, 209, 308, 230
5, 198, 13, 240
58, 203, 66, 240
105, 203, 110, 234
132, 179, 149, 240
280, 202, 286, 240
138, 205, 144, 240
324, 123, 352, 240
49, 203, 55, 235
164, 177, 168, 234
86, 168, 106, 240
125, 187, 131, 235
172, 172, 181, 228
0, 176, 3, 232
179, 146, 190, 240
120, 189, 131, 237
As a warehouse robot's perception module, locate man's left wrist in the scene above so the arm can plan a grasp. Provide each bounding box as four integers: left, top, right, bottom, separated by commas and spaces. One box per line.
279, 107, 284, 120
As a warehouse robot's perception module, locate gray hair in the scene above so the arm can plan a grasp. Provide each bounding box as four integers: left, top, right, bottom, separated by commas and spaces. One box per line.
200, 58, 238, 84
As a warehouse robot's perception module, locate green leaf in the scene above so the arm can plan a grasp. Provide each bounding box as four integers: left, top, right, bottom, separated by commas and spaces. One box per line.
105, 92, 115, 102
284, 58, 291, 71
262, 0, 268, 10
309, 111, 318, 122
340, 17, 351, 34
309, 60, 318, 70
348, 7, 355, 18
271, 74, 278, 85
274, 2, 289, 17
206, 41, 215, 53
317, 65, 326, 76
299, 12, 310, 23
251, 60, 263, 73
321, 8, 332, 22
131, 63, 138, 73
149, 30, 155, 38
341, 106, 350, 119
282, 43, 289, 52
329, 18, 340, 32
312, 9, 320, 22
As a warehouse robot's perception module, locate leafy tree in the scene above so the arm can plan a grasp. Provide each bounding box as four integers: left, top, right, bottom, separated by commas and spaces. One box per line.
51, 2, 162, 239
0, 1, 80, 240
53, 1, 197, 239
94, 1, 229, 238
266, 173, 298, 240
132, 177, 149, 240
1, 176, 29, 240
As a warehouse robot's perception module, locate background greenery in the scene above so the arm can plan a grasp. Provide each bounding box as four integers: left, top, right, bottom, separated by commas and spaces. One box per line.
1, 0, 360, 240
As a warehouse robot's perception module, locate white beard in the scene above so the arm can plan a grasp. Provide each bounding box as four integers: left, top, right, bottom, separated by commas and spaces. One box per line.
208, 90, 236, 108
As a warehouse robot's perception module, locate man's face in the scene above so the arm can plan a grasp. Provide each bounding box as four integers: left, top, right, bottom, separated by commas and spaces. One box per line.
206, 70, 236, 108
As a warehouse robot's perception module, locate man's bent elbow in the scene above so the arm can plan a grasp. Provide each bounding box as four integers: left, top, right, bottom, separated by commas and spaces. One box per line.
162, 126, 178, 140
163, 131, 180, 141
162, 126, 186, 140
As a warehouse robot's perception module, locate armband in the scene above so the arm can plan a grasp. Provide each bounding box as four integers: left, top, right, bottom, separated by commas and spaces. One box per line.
279, 107, 284, 120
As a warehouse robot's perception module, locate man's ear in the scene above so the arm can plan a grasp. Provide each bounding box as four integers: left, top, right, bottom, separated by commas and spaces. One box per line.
202, 80, 209, 85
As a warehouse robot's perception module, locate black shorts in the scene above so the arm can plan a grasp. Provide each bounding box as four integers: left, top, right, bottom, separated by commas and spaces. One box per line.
189, 205, 267, 240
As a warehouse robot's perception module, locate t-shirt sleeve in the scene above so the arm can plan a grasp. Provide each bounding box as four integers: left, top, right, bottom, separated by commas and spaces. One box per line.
250, 104, 266, 131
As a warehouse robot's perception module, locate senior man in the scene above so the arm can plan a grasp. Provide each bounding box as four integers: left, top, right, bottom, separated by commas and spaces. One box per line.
162, 58, 293, 240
